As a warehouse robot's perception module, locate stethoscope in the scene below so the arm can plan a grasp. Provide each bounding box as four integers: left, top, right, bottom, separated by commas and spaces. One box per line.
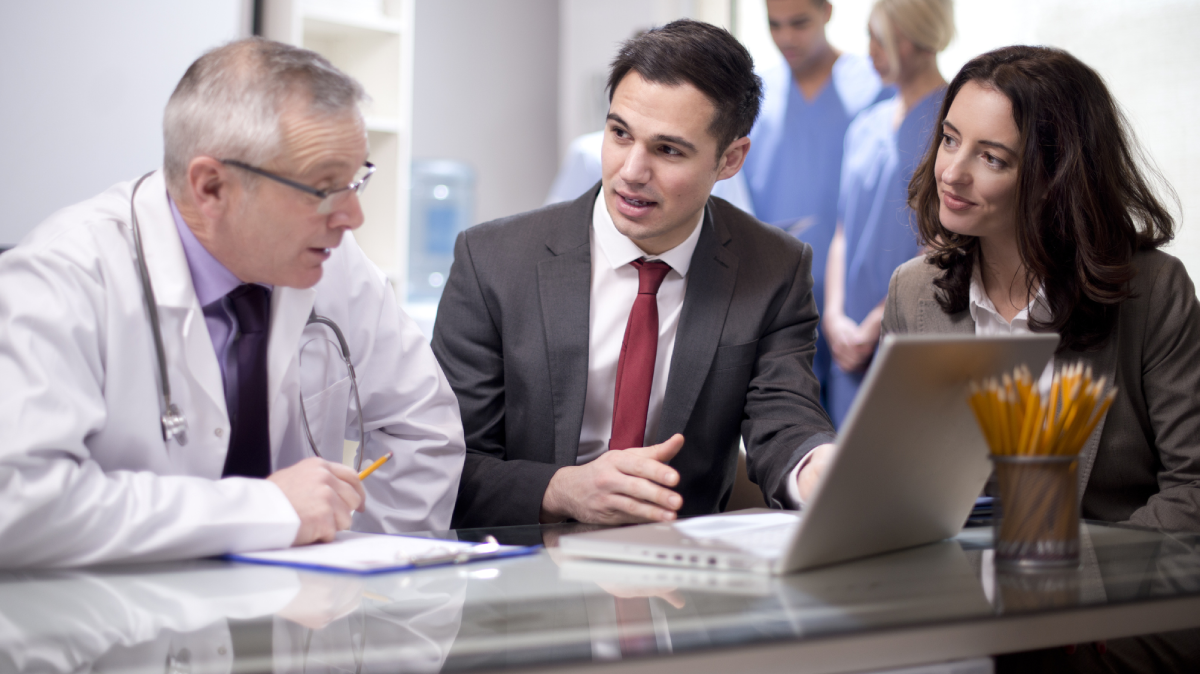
129, 172, 366, 469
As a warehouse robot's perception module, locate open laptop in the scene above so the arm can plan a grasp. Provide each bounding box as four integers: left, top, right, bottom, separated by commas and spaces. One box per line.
558, 334, 1058, 574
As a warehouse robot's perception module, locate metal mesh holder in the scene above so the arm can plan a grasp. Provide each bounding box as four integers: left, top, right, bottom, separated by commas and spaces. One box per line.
991, 454, 1081, 571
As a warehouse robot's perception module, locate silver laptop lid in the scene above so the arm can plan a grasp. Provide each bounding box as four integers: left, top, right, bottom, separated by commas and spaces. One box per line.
781, 333, 1058, 572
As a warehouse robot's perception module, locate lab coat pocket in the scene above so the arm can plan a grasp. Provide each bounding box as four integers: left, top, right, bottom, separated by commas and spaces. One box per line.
300, 376, 353, 463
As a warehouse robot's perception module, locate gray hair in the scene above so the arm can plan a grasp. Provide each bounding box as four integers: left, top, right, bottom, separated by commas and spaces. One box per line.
163, 37, 366, 193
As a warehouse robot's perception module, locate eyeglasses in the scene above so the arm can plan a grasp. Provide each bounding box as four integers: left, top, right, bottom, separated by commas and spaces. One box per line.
221, 159, 375, 215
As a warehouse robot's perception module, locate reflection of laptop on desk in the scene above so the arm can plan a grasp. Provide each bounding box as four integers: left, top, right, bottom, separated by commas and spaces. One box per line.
559, 334, 1058, 575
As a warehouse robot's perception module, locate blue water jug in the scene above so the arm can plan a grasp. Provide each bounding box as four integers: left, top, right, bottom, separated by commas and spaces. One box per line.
408, 160, 475, 303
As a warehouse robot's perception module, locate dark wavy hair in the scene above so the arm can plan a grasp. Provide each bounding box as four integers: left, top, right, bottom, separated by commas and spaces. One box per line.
908, 45, 1176, 351
607, 19, 762, 155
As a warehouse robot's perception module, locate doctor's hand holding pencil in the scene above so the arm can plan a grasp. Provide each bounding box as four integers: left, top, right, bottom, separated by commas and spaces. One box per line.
267, 453, 383, 546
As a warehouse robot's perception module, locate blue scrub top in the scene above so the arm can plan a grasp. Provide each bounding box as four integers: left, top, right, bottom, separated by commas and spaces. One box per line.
828, 87, 945, 426
744, 53, 885, 301
839, 87, 944, 322
742, 53, 885, 411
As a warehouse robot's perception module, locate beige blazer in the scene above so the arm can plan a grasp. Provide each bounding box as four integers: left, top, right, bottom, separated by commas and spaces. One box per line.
882, 250, 1200, 532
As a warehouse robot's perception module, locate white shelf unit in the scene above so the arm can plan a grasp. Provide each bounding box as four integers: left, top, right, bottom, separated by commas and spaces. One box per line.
262, 0, 415, 298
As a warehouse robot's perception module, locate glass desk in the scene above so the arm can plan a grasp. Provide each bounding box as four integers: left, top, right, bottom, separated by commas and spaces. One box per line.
3, 522, 1200, 674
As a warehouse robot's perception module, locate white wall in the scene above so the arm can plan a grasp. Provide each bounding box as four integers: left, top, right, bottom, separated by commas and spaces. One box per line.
410, 0, 560, 226
557, 0, 734, 159
558, 0, 654, 156
0, 0, 248, 247
1026, 0, 1200, 283
735, 0, 1200, 283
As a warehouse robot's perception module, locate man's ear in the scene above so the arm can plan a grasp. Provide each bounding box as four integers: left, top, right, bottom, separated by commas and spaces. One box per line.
187, 156, 234, 221
716, 136, 751, 181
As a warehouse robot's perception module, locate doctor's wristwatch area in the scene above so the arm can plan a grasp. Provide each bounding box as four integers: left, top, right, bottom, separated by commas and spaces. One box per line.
128, 169, 369, 469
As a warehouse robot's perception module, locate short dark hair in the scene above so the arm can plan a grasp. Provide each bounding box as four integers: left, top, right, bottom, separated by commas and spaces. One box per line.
908, 46, 1176, 352
607, 19, 762, 154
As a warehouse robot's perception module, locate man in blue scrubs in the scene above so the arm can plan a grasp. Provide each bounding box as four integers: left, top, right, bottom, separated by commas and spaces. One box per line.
741, 0, 885, 405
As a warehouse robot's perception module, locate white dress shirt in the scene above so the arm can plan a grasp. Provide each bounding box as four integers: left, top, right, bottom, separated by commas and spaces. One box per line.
576, 193, 806, 510
577, 193, 704, 464
968, 265, 1055, 392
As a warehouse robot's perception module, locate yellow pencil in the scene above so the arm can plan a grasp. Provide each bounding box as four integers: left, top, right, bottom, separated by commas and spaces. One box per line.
969, 363, 1116, 459
358, 451, 393, 480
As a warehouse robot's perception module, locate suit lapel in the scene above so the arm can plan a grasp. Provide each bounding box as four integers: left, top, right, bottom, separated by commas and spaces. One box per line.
538, 188, 595, 466
1068, 334, 1119, 502
656, 206, 738, 443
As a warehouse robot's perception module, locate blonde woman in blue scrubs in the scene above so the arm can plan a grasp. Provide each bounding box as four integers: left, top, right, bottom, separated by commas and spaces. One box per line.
821, 0, 954, 427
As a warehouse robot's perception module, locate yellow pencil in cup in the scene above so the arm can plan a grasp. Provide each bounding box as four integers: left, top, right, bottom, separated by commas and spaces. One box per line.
967, 363, 1117, 570
358, 451, 394, 480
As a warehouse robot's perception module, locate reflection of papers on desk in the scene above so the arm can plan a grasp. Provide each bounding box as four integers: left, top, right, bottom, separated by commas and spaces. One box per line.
228, 531, 536, 574
559, 558, 773, 595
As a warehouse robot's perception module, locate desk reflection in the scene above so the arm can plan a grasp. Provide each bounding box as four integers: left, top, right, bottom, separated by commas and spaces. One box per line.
5, 523, 1200, 674
444, 533, 991, 670
0, 560, 467, 674
443, 523, 1200, 672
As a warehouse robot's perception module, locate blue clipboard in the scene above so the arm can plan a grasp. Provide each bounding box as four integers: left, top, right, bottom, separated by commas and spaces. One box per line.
224, 532, 540, 575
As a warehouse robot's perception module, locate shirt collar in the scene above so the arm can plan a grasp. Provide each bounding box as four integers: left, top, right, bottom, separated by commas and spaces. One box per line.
591, 190, 704, 277
968, 263, 1050, 326
170, 195, 245, 307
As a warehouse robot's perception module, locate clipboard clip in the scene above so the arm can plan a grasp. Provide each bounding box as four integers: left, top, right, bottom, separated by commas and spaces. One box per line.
398, 535, 503, 567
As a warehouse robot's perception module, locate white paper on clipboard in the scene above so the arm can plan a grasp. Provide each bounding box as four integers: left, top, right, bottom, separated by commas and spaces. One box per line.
227, 531, 536, 574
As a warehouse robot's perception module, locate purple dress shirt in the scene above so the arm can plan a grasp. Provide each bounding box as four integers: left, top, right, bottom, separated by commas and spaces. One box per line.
169, 195, 271, 418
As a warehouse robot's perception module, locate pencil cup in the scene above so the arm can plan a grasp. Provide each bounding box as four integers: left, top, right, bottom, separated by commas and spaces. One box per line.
995, 565, 1081, 612
990, 454, 1080, 571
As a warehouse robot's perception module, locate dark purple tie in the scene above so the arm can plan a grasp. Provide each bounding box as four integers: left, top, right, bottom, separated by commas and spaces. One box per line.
610, 259, 672, 450
222, 284, 271, 478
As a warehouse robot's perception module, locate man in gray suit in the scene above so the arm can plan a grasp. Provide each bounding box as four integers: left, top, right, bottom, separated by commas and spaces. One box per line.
432, 20, 837, 528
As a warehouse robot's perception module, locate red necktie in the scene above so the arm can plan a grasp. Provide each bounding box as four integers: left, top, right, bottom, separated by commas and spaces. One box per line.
610, 259, 671, 450
614, 595, 658, 655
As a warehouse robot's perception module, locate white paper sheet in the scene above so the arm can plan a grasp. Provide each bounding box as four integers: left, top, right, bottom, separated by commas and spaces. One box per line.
671, 513, 802, 556
227, 531, 532, 574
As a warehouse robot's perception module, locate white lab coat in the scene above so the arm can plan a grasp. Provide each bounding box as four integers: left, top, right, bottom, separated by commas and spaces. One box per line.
0, 171, 465, 568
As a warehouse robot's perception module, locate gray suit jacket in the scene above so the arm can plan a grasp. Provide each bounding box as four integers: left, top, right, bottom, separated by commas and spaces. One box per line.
432, 186, 836, 528
882, 251, 1200, 532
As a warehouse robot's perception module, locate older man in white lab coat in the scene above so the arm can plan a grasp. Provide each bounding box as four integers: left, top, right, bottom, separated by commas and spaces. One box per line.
0, 38, 464, 568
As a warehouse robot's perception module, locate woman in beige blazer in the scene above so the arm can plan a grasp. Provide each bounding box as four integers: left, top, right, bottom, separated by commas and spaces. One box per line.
881, 45, 1200, 534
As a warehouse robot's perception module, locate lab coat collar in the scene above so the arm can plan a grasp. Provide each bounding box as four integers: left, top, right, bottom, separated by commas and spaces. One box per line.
131, 170, 230, 431
268, 284, 316, 455
133, 171, 199, 312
